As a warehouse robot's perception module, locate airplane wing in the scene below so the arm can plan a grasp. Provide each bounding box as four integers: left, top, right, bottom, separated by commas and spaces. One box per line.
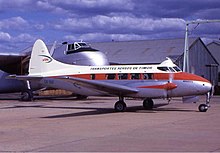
57, 76, 139, 96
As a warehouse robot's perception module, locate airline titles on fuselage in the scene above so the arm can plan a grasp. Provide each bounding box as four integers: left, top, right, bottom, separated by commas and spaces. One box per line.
90, 66, 153, 71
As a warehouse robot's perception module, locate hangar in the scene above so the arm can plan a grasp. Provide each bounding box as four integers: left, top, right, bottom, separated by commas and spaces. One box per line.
91, 37, 219, 85
207, 41, 220, 83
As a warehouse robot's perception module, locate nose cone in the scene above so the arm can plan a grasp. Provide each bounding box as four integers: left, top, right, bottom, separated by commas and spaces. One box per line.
195, 81, 212, 94
188, 73, 212, 94
177, 72, 212, 95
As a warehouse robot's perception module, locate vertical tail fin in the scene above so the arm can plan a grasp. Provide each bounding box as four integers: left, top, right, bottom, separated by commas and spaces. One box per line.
29, 39, 52, 75
29, 39, 52, 74
29, 39, 71, 76
29, 39, 80, 76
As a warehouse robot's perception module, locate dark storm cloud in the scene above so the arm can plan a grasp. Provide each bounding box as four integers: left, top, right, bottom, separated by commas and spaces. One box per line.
133, 0, 220, 19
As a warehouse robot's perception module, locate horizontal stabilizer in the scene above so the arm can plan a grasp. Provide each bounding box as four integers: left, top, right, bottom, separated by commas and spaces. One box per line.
57, 76, 139, 96
7, 74, 43, 80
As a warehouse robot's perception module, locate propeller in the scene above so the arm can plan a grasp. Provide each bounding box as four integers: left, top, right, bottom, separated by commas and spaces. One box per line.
169, 72, 174, 83
163, 72, 177, 99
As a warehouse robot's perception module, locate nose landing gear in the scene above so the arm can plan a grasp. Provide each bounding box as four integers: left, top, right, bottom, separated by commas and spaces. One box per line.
198, 92, 211, 112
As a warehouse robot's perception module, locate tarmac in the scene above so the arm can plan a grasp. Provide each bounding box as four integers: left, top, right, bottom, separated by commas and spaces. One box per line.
0, 94, 220, 152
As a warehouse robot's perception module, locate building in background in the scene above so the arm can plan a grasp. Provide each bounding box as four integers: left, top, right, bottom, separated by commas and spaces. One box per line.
207, 41, 220, 87
91, 37, 219, 86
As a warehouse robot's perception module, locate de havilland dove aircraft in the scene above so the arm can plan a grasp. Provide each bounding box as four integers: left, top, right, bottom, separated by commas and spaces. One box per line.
9, 39, 212, 112
0, 41, 109, 100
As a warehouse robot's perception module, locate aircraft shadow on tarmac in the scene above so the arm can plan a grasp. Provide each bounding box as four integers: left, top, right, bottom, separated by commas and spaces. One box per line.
0, 103, 195, 119
42, 105, 195, 118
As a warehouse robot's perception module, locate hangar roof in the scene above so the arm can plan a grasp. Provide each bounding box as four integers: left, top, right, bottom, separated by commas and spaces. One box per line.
91, 37, 198, 64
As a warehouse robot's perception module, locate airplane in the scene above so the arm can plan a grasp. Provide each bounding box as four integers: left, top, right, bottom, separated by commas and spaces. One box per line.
0, 41, 109, 101
9, 39, 212, 112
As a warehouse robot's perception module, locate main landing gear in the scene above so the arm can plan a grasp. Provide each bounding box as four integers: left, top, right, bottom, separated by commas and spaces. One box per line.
114, 97, 154, 112
20, 80, 34, 101
143, 98, 154, 110
20, 90, 34, 101
198, 92, 211, 112
114, 97, 127, 112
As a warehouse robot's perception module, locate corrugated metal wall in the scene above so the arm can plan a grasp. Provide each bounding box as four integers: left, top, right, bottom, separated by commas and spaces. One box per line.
92, 38, 219, 85
176, 39, 218, 85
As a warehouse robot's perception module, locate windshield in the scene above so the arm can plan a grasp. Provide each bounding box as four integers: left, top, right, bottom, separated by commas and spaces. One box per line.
173, 66, 182, 72
158, 66, 182, 72
157, 67, 169, 72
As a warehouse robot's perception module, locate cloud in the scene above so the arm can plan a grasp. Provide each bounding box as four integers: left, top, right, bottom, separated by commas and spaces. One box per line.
0, 0, 33, 11
54, 15, 185, 36
13, 33, 36, 43
132, 0, 220, 19
0, 31, 11, 42
0, 32, 37, 52
36, 0, 67, 14
50, 0, 134, 17
0, 0, 220, 52
0, 17, 29, 30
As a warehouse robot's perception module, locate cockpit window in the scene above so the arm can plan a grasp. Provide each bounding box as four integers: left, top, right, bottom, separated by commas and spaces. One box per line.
168, 67, 175, 72
66, 42, 98, 55
173, 66, 182, 72
78, 42, 87, 46
158, 66, 182, 72
157, 67, 169, 72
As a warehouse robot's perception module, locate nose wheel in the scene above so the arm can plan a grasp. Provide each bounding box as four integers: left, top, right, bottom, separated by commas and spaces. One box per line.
198, 104, 209, 112
198, 92, 211, 112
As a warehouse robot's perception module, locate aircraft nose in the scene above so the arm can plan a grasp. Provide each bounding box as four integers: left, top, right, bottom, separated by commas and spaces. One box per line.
200, 81, 212, 93
193, 77, 212, 95
187, 73, 212, 94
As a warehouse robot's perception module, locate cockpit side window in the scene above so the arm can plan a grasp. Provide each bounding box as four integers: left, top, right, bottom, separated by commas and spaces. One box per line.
157, 67, 169, 72
168, 67, 175, 72
173, 66, 182, 72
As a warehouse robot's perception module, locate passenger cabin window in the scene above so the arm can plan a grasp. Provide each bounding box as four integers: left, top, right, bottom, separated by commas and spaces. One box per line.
118, 73, 128, 80
131, 73, 140, 79
91, 74, 95, 80
106, 74, 116, 80
143, 73, 153, 79
157, 67, 169, 72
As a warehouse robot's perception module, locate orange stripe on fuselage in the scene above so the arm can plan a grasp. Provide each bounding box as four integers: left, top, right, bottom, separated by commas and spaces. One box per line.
154, 72, 210, 83
50, 72, 210, 84
138, 82, 177, 90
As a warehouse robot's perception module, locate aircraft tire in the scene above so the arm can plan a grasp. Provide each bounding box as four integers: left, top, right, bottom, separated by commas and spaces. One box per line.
20, 91, 33, 101
114, 101, 126, 112
143, 99, 154, 110
198, 104, 208, 112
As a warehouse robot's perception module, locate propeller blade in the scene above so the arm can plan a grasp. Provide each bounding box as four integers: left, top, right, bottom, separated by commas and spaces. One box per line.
169, 72, 174, 83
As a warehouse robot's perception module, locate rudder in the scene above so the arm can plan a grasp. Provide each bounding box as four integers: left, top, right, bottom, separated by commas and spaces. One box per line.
29, 39, 54, 75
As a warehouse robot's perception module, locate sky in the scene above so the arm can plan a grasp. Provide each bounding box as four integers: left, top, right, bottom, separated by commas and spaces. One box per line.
0, 0, 220, 53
